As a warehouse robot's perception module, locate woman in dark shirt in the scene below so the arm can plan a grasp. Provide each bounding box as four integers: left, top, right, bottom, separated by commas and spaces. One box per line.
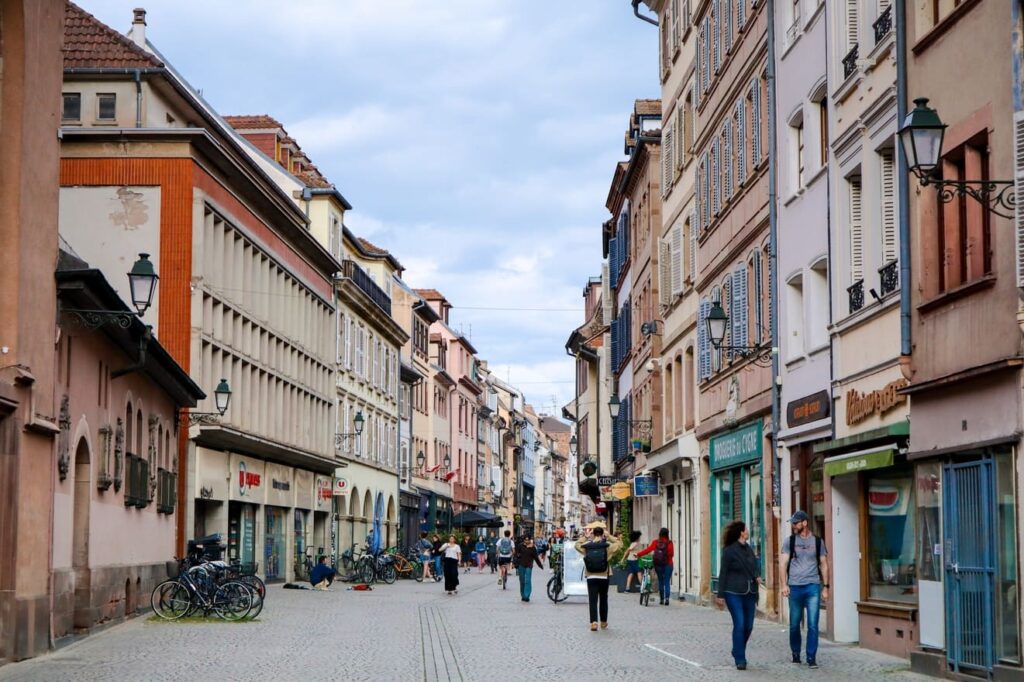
431, 535, 444, 583
715, 520, 761, 670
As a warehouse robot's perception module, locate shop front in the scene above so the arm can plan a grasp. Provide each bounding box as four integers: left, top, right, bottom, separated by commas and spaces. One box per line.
400, 491, 420, 550
781, 390, 832, 540
816, 374, 914, 658
313, 474, 333, 563
228, 454, 265, 573
709, 420, 766, 606
903, 370, 1022, 679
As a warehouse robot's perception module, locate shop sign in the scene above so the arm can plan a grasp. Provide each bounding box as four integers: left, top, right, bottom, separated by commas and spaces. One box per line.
787, 390, 830, 428
633, 476, 659, 497
333, 477, 350, 496
599, 486, 616, 502
611, 482, 632, 500
264, 462, 294, 507
845, 379, 908, 426
710, 421, 763, 471
229, 454, 265, 503
824, 448, 894, 477
597, 476, 615, 486
314, 477, 333, 509
195, 447, 228, 501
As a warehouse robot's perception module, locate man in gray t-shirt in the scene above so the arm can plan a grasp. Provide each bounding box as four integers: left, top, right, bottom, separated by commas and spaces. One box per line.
779, 511, 829, 669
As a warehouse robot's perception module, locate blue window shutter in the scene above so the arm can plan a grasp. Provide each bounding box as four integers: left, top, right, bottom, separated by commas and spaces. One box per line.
698, 299, 711, 380
752, 79, 762, 162
733, 265, 749, 352
752, 250, 764, 343
609, 237, 618, 289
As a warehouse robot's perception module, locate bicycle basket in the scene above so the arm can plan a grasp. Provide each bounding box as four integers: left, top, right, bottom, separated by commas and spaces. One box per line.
638, 556, 654, 569
165, 560, 180, 579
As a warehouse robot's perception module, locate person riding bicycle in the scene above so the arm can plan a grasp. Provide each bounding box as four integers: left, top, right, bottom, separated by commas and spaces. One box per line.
496, 530, 515, 587
310, 556, 336, 590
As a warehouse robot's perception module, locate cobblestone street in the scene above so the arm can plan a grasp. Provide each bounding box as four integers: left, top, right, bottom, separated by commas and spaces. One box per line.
0, 566, 929, 682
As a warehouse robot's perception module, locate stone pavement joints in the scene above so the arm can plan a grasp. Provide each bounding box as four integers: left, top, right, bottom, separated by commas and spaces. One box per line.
0, 567, 932, 682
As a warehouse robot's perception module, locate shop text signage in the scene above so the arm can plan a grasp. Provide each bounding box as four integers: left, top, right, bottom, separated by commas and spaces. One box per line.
846, 379, 908, 425
238, 461, 262, 497
710, 421, 763, 471
787, 390, 830, 428
272, 478, 290, 491
316, 478, 333, 502
633, 476, 659, 497
824, 448, 894, 477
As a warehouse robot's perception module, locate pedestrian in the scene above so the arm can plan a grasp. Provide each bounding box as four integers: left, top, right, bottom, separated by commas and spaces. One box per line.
514, 535, 544, 602
417, 532, 434, 581
309, 556, 336, 591
442, 535, 462, 595
431, 534, 444, 582
574, 525, 622, 631
715, 520, 761, 671
486, 531, 498, 573
460, 534, 473, 572
535, 535, 548, 566
624, 531, 642, 593
637, 527, 675, 605
496, 530, 515, 588
475, 535, 487, 573
780, 510, 829, 669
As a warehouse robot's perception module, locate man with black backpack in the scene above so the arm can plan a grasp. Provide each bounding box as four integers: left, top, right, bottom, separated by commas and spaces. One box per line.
780, 510, 829, 670
574, 525, 622, 631
496, 530, 515, 589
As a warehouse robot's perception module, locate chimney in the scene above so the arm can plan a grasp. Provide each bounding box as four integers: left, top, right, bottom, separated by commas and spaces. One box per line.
128, 8, 147, 48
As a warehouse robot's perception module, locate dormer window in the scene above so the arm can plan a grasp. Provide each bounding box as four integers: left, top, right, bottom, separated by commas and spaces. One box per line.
97, 93, 116, 121
62, 93, 81, 122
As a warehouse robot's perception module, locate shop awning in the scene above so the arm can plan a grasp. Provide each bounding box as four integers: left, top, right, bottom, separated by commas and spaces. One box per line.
824, 446, 895, 477
813, 421, 909, 455
451, 510, 503, 528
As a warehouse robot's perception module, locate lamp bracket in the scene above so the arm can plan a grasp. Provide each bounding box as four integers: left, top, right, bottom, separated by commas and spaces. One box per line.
184, 411, 223, 427
711, 343, 775, 368
334, 432, 361, 449
61, 308, 137, 331
918, 173, 1016, 220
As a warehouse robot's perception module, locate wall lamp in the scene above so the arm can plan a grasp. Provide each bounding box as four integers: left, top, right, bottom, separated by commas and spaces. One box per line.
335, 410, 365, 449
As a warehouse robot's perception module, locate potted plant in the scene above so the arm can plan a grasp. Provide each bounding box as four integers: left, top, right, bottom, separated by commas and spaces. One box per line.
639, 439, 652, 453
631, 438, 643, 451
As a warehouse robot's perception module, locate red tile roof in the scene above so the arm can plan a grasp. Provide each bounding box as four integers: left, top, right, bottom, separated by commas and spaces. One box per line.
357, 237, 390, 257
634, 99, 662, 116
295, 170, 333, 189
63, 1, 163, 69
414, 288, 446, 301
222, 114, 284, 130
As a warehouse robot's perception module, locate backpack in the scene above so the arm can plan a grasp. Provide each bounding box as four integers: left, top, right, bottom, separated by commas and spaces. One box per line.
786, 534, 823, 582
498, 538, 513, 556
652, 540, 669, 567
582, 540, 610, 573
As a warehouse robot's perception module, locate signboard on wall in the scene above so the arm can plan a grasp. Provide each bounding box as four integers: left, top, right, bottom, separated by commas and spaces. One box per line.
314, 476, 333, 510
709, 421, 763, 471
786, 390, 830, 428
333, 477, 350, 496
633, 476, 660, 497
264, 461, 294, 508
228, 454, 265, 503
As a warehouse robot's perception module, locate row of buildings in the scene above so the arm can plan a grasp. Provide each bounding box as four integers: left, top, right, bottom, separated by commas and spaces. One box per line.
565, 0, 1024, 677
0, 1, 580, 663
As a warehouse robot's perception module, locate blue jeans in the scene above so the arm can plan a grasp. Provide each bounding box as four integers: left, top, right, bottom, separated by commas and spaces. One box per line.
724, 592, 758, 665
655, 564, 673, 602
519, 566, 533, 599
788, 583, 821, 661
434, 556, 442, 577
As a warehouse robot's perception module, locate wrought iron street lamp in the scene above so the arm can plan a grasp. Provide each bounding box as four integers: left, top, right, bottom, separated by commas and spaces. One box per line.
704, 302, 774, 366
335, 409, 365, 449
184, 378, 232, 426
63, 253, 160, 329
899, 97, 1015, 219
416, 450, 426, 468
569, 435, 578, 456
443, 452, 451, 470
607, 394, 653, 437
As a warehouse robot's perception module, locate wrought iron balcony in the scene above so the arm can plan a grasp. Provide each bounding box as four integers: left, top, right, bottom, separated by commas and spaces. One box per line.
879, 260, 899, 297
342, 259, 391, 315
848, 280, 865, 314
842, 44, 859, 80
873, 6, 892, 44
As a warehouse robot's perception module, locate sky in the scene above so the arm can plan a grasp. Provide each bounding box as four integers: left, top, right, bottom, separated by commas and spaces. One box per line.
83, 0, 659, 415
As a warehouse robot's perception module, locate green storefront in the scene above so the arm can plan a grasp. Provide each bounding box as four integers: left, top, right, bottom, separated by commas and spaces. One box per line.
710, 420, 766, 590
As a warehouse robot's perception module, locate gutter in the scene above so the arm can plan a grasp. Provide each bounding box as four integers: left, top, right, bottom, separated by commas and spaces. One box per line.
766, 0, 782, 596
896, 0, 913, 375
134, 69, 143, 128
631, 0, 659, 26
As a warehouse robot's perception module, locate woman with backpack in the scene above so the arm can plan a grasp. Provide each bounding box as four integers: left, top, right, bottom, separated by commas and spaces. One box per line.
714, 520, 761, 671
636, 527, 674, 605
573, 526, 622, 631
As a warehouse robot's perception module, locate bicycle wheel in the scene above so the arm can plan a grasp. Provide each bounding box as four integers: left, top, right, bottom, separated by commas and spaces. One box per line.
380, 563, 397, 584
151, 580, 191, 620
239, 574, 266, 600
213, 581, 252, 621
244, 584, 264, 620
358, 560, 376, 584
413, 561, 424, 583
546, 576, 567, 603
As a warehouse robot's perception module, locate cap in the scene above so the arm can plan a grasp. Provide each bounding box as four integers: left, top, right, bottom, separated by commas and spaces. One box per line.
788, 510, 809, 523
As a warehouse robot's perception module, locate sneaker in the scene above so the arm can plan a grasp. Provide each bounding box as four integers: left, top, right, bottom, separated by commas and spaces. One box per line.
590, 622, 598, 631
792, 655, 801, 664
600, 622, 608, 629
736, 662, 747, 671
808, 660, 818, 669
497, 578, 503, 586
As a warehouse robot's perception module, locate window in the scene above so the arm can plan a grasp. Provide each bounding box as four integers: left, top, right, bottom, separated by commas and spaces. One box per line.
97, 93, 116, 121
935, 135, 992, 292
785, 274, 805, 360
848, 175, 864, 284
818, 99, 829, 166
790, 112, 805, 191
865, 466, 916, 603
879, 148, 897, 265
929, 0, 965, 27
62, 93, 81, 121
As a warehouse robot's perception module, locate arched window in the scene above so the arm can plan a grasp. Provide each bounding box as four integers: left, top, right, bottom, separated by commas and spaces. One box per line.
125, 401, 134, 454
135, 408, 143, 455
663, 362, 674, 437
157, 423, 164, 470
684, 347, 695, 430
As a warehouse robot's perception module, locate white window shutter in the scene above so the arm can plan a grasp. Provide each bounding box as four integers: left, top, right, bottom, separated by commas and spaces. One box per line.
689, 210, 698, 282
698, 299, 711, 380
724, 121, 733, 199
880, 149, 897, 264
723, 0, 733, 52
737, 0, 745, 26
849, 177, 864, 282
736, 99, 747, 184
671, 222, 683, 295
675, 106, 686, 171
712, 2, 721, 73
601, 263, 612, 322
712, 139, 720, 215
659, 239, 673, 306
752, 80, 762, 163
1015, 111, 1024, 288
846, 0, 859, 50
732, 265, 748, 351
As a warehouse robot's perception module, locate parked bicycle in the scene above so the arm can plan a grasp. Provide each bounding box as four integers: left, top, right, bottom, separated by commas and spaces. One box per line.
546, 548, 568, 603
638, 556, 654, 607
151, 558, 253, 621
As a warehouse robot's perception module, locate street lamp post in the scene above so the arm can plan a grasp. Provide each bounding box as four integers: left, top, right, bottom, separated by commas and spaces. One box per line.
607, 394, 653, 437
62, 253, 159, 330
335, 410, 365, 450
899, 97, 1015, 219
183, 378, 233, 426
703, 303, 775, 366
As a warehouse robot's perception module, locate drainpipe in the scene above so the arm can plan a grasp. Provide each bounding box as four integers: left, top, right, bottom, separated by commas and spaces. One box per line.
134, 69, 142, 128
766, 0, 782, 615
631, 0, 659, 26
301, 186, 312, 218
895, 0, 913, 378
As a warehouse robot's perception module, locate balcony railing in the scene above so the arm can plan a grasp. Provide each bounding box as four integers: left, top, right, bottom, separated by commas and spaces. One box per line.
848, 280, 865, 314
879, 260, 899, 297
342, 259, 391, 315
873, 5, 892, 44
842, 44, 859, 80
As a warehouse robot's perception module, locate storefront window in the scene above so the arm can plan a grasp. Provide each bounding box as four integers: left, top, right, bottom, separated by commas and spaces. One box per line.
265, 506, 286, 581
867, 466, 916, 602
915, 461, 942, 583
809, 456, 825, 539
995, 450, 1019, 663
228, 502, 256, 569
715, 473, 733, 572
748, 468, 764, 571
294, 510, 309, 574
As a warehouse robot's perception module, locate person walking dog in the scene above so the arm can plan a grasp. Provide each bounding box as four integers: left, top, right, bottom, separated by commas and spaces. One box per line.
574, 525, 622, 631
715, 520, 761, 670
780, 510, 829, 669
